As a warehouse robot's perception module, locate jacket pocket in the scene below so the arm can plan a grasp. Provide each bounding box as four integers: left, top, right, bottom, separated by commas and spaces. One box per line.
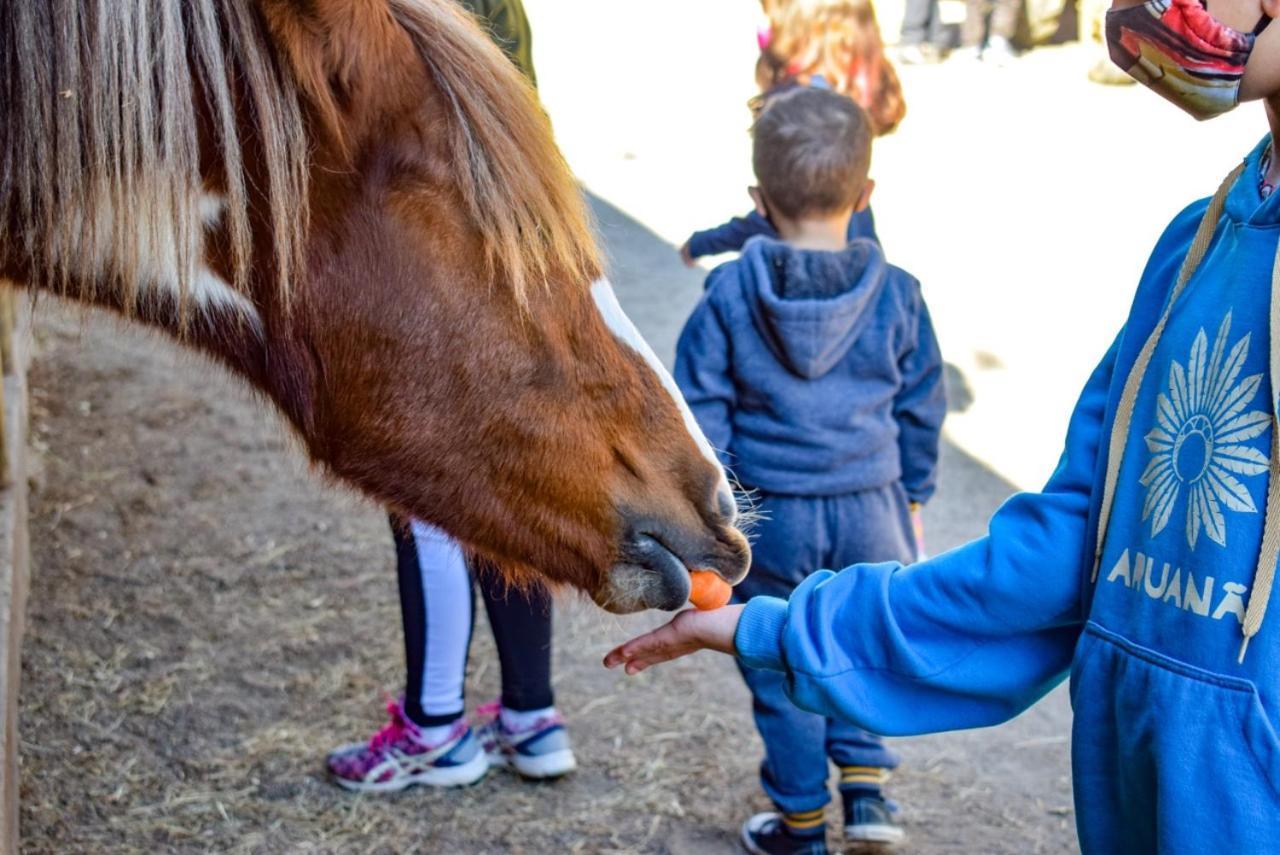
1071, 623, 1280, 852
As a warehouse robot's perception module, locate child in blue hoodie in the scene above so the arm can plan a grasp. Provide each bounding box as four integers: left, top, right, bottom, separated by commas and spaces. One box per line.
609, 1, 1280, 851
674, 87, 945, 854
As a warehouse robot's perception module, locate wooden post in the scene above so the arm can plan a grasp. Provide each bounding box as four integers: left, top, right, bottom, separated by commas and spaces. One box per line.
0, 341, 8, 489
0, 290, 14, 376
0, 293, 31, 852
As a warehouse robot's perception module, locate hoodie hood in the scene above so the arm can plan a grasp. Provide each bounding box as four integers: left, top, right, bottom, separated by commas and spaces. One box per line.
1225, 134, 1280, 227
741, 237, 887, 379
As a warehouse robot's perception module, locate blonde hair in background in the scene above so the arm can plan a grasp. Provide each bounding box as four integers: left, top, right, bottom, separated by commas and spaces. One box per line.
757, 0, 907, 137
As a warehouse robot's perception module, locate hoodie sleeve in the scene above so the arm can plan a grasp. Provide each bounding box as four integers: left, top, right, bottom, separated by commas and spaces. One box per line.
734, 332, 1120, 735
894, 292, 946, 504
675, 290, 736, 468
686, 211, 776, 260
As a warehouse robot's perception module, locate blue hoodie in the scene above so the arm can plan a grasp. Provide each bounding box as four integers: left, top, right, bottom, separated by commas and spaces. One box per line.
735, 137, 1280, 852
675, 236, 944, 501
686, 208, 879, 260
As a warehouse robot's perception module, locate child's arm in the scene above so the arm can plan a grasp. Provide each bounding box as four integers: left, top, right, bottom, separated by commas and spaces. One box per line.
674, 290, 736, 465
894, 292, 946, 505
683, 211, 777, 262
610, 334, 1120, 736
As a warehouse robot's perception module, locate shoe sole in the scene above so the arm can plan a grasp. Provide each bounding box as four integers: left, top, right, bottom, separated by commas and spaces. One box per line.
333, 750, 490, 793
488, 747, 577, 779
844, 823, 905, 845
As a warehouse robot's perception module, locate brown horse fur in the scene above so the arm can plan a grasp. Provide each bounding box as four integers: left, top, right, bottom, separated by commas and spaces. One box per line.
0, 0, 750, 611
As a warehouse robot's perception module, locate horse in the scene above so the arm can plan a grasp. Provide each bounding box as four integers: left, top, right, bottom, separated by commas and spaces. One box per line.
0, 0, 751, 612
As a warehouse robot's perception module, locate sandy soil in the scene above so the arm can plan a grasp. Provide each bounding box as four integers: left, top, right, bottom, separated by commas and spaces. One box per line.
16, 302, 1076, 853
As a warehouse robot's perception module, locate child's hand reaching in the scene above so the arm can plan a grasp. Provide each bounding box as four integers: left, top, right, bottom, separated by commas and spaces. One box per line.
911, 502, 927, 561
603, 604, 745, 675
678, 241, 696, 268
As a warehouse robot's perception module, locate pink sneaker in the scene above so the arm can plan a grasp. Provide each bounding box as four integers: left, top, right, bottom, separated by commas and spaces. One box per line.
326, 699, 489, 792
477, 701, 577, 779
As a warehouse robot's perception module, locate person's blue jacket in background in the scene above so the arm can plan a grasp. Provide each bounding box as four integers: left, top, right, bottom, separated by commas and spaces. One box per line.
675, 236, 944, 502
686, 208, 879, 260
734, 137, 1280, 852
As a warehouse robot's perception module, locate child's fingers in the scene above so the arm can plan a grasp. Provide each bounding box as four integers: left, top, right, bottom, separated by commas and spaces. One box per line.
606, 626, 677, 664
622, 649, 688, 674
603, 619, 695, 669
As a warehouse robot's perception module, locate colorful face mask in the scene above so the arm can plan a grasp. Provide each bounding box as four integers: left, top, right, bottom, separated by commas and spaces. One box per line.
1106, 0, 1270, 120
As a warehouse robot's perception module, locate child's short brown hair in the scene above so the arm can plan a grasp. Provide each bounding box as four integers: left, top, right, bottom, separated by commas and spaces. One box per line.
751, 87, 872, 221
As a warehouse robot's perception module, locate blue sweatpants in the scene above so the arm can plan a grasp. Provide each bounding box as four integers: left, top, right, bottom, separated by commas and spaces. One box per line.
734, 485, 914, 814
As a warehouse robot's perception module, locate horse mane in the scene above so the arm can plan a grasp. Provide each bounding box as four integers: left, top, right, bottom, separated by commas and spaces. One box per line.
0, 0, 598, 318
0, 1, 306, 315
388, 0, 601, 298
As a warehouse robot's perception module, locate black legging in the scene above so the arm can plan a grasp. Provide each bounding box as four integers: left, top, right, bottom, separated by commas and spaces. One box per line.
391, 515, 554, 727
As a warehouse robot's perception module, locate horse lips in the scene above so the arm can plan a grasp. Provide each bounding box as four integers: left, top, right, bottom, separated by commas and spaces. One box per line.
688, 570, 733, 610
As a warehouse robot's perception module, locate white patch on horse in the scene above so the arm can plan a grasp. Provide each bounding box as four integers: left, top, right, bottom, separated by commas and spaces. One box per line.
184, 193, 260, 324
65, 189, 261, 329
590, 278, 730, 489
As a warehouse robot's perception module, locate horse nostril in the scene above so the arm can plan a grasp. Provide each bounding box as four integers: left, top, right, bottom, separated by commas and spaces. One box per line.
715, 484, 737, 523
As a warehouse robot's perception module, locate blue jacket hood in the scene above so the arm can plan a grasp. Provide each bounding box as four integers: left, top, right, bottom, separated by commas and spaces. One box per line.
742, 237, 887, 379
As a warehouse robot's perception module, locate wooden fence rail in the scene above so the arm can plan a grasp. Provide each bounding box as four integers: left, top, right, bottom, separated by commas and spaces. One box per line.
0, 286, 32, 853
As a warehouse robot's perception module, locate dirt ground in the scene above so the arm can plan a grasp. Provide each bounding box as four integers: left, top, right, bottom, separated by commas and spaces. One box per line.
16, 301, 1076, 853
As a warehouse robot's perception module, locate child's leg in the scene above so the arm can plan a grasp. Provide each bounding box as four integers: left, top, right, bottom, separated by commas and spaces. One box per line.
393, 516, 475, 728
737, 662, 834, 820
827, 728, 899, 787
828, 721, 904, 843
476, 565, 555, 713
961, 0, 988, 47
822, 487, 914, 842
899, 0, 936, 46
988, 0, 1022, 44
474, 564, 576, 778
735, 494, 833, 836
326, 517, 486, 792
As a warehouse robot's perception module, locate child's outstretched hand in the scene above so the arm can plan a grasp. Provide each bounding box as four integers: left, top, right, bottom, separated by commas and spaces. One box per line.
678, 241, 696, 268
603, 604, 744, 675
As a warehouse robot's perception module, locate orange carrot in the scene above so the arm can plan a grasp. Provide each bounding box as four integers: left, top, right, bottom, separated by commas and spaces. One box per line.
688, 570, 732, 610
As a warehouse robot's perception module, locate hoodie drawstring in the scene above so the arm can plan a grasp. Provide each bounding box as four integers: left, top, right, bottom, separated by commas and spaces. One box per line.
1090, 161, 1280, 663
1091, 164, 1242, 584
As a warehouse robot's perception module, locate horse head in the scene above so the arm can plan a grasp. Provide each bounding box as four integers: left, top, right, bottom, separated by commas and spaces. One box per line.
0, 0, 750, 611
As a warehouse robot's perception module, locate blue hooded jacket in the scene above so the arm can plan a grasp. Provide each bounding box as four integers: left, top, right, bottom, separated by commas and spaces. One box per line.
674, 236, 944, 502
735, 137, 1280, 852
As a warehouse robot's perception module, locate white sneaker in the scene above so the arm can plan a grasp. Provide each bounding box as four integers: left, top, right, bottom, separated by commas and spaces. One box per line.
477, 702, 577, 779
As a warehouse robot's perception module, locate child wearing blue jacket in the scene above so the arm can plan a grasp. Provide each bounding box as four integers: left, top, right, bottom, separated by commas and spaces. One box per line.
674, 87, 944, 854
609, 0, 1280, 850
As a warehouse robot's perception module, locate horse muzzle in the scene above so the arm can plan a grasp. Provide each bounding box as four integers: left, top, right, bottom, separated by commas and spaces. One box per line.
594, 522, 751, 614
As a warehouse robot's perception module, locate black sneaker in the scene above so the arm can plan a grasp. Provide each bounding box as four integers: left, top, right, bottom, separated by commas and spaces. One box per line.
741, 812, 829, 855
842, 793, 905, 846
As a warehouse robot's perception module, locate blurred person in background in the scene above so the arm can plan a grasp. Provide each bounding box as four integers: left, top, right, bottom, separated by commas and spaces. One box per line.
955, 0, 1023, 64
680, 0, 904, 268
898, 0, 950, 64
